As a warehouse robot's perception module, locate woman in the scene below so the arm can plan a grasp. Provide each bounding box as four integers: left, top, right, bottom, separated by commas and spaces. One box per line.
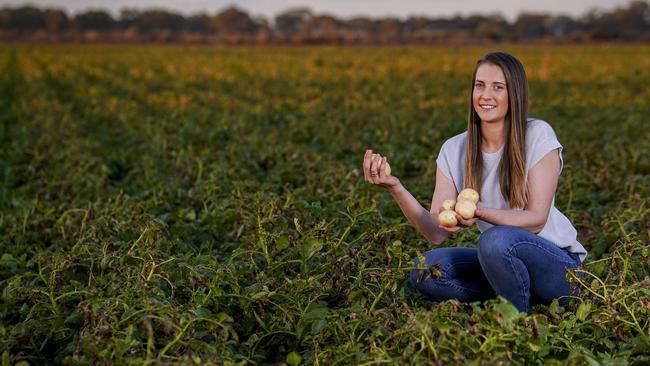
362, 51, 587, 312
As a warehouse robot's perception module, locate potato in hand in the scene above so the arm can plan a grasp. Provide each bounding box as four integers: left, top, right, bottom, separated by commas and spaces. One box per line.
438, 210, 458, 227
455, 199, 477, 219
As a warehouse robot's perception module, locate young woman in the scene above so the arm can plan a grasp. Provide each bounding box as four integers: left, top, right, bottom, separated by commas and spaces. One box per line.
362, 51, 587, 312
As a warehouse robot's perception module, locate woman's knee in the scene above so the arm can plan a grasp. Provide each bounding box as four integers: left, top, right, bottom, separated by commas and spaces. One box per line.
409, 247, 466, 287
410, 255, 423, 287
409, 251, 440, 288
409, 254, 444, 299
410, 269, 423, 290
477, 226, 518, 261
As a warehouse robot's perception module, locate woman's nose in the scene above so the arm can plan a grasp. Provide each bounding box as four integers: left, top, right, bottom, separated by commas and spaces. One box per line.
479, 88, 494, 100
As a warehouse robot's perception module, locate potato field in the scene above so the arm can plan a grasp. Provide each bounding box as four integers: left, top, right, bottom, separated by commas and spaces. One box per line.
1, 44, 649, 365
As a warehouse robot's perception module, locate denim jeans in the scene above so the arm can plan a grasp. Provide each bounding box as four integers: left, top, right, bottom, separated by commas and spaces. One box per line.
410, 225, 583, 312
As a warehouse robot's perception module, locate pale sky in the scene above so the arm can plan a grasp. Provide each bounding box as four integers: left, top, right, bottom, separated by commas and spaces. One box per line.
2, 0, 634, 21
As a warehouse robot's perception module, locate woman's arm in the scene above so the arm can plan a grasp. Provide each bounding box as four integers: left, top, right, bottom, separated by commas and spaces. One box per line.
389, 167, 461, 244
476, 149, 561, 233
363, 150, 458, 245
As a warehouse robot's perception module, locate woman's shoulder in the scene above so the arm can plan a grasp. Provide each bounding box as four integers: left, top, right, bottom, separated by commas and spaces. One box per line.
525, 118, 564, 169
441, 130, 468, 151
526, 118, 558, 139
437, 130, 467, 182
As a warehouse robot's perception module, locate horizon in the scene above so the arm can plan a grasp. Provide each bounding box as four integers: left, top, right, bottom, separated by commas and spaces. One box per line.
0, 0, 636, 21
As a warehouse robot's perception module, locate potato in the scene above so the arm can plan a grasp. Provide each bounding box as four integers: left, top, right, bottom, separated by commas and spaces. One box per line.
438, 210, 458, 227
383, 161, 391, 176
455, 199, 477, 219
442, 199, 456, 211
458, 188, 479, 204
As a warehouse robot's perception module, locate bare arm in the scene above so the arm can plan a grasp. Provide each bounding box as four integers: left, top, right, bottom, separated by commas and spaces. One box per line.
476, 149, 561, 233
363, 149, 464, 245
389, 166, 461, 244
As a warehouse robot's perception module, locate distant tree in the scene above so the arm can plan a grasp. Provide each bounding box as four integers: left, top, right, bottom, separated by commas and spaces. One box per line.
0, 6, 46, 31
344, 17, 373, 42
429, 16, 451, 32
404, 16, 432, 41
0, 8, 9, 29
594, 0, 650, 39
404, 16, 429, 33
44, 8, 69, 33
464, 14, 488, 32
136, 9, 185, 32
212, 6, 257, 34
119, 8, 139, 29
187, 13, 212, 33
513, 12, 551, 39
374, 18, 402, 43
274, 7, 312, 36
620, 0, 650, 28
253, 16, 270, 42
302, 14, 339, 42
545, 15, 582, 38
1, 0, 649, 44
475, 15, 509, 41
74, 10, 116, 31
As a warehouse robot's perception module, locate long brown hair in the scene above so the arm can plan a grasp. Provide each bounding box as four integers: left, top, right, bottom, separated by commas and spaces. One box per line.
464, 52, 529, 208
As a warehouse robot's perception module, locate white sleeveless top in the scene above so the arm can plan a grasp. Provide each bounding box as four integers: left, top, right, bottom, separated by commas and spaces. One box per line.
436, 119, 587, 263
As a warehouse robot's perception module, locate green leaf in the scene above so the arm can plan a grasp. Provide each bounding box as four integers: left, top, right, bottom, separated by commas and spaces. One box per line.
287, 351, 302, 366
305, 302, 329, 317
0, 253, 15, 264
549, 299, 564, 318
301, 238, 323, 259
311, 319, 327, 335
527, 342, 541, 352
250, 290, 275, 301
185, 209, 197, 221
2, 351, 10, 366
276, 235, 290, 251
576, 302, 592, 321
349, 305, 363, 313
631, 334, 650, 352
583, 353, 601, 366
495, 299, 522, 328
64, 313, 84, 328
216, 312, 233, 323
191, 307, 212, 317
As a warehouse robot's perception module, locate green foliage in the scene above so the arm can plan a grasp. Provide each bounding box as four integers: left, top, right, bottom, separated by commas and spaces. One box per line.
0, 44, 649, 365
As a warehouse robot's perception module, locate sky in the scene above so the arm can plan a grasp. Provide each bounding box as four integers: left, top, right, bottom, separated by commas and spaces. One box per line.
1, 0, 634, 21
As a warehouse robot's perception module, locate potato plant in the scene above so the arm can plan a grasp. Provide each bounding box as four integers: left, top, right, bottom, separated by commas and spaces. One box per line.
0, 44, 649, 365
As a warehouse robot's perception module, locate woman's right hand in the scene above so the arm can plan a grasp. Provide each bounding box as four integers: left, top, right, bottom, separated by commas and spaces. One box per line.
363, 149, 400, 191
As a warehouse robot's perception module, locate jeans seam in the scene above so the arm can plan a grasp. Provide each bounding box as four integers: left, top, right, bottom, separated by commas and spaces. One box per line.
440, 260, 479, 274
508, 240, 578, 267
503, 240, 580, 309
413, 260, 485, 297
503, 245, 529, 308
438, 278, 486, 296
422, 261, 486, 296
440, 260, 486, 292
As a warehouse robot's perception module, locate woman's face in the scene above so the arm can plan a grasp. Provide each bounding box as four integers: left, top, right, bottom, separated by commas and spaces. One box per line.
472, 63, 509, 124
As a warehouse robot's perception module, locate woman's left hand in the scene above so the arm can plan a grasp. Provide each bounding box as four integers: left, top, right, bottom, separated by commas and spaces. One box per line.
437, 206, 480, 232
475, 206, 484, 220
458, 214, 479, 228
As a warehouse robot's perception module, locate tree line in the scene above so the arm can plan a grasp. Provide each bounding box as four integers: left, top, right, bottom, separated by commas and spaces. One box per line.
1, 1, 648, 44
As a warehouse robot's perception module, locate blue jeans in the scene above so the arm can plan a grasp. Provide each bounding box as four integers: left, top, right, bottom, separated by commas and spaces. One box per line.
410, 226, 583, 312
